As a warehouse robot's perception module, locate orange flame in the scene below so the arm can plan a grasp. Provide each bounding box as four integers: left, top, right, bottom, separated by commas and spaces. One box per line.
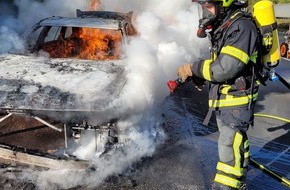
42, 40, 75, 59
79, 28, 122, 60
43, 28, 122, 61
41, 0, 125, 61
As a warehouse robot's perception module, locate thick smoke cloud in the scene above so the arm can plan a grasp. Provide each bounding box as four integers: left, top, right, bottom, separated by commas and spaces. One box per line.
0, 0, 209, 189
100, 0, 208, 106
0, 1, 23, 53
0, 26, 24, 53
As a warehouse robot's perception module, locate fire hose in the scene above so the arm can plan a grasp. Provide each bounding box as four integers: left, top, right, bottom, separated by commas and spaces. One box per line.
166, 77, 290, 188
250, 158, 290, 188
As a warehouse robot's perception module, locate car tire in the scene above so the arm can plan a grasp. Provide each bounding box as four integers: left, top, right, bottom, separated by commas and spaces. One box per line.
280, 42, 288, 58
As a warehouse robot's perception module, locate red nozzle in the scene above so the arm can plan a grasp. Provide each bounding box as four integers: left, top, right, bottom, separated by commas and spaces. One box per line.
167, 80, 178, 93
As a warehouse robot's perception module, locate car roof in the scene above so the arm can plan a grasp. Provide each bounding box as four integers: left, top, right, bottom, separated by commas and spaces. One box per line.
38, 16, 121, 30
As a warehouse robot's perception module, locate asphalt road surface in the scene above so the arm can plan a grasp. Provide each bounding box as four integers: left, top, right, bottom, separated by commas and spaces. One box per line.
98, 59, 290, 190
97, 57, 290, 190
0, 45, 289, 190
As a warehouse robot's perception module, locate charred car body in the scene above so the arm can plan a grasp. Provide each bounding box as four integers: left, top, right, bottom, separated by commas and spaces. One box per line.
0, 10, 136, 168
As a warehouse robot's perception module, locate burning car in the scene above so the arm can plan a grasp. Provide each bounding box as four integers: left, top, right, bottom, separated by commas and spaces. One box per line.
0, 10, 136, 168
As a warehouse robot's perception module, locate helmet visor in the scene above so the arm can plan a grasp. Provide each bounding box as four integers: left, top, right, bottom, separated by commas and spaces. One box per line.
198, 2, 216, 15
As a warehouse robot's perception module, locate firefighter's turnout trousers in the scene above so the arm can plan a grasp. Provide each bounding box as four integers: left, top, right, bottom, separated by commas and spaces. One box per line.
189, 10, 260, 189
214, 106, 252, 188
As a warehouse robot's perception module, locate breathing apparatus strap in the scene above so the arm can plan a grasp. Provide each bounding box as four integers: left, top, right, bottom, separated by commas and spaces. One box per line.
202, 12, 256, 126
248, 64, 255, 110
214, 11, 249, 53
203, 84, 219, 126
203, 13, 241, 126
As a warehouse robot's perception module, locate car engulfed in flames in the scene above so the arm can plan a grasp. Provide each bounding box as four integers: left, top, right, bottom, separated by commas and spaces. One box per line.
0, 10, 137, 168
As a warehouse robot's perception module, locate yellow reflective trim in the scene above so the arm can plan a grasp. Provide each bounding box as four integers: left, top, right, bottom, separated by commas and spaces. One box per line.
213, 53, 217, 60
216, 132, 246, 179
221, 85, 231, 94
225, 94, 234, 99
214, 174, 241, 188
230, 12, 240, 19
221, 46, 249, 64
202, 59, 212, 81
233, 132, 243, 168
244, 151, 250, 158
244, 140, 250, 158
250, 51, 258, 63
244, 140, 249, 149
208, 92, 258, 108
217, 162, 243, 177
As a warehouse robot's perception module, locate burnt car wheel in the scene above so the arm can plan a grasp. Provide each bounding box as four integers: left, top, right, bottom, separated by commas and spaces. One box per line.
280, 42, 288, 58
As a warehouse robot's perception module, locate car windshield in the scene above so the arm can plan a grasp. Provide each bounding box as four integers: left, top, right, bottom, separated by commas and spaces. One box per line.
26, 26, 123, 60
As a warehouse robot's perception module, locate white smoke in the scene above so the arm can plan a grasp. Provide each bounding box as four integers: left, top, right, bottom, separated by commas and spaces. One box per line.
106, 0, 208, 109
42, 114, 161, 189
0, 26, 25, 54
14, 0, 91, 27
0, 0, 209, 189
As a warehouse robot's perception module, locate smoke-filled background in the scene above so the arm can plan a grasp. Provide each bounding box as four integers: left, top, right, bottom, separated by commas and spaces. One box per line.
0, 0, 209, 189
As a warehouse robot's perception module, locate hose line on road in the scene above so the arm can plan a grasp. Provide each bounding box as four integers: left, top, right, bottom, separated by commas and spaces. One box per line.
254, 113, 290, 123
250, 158, 290, 188
252, 113, 290, 188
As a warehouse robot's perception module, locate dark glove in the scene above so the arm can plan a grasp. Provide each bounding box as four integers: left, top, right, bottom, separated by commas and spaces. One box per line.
177, 64, 193, 82
192, 76, 205, 91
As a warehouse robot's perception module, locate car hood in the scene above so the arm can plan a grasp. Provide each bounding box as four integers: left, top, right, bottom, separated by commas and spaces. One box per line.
0, 54, 127, 123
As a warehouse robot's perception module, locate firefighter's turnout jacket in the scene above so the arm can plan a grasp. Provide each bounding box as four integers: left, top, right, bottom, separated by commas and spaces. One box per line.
192, 11, 259, 112
191, 10, 260, 189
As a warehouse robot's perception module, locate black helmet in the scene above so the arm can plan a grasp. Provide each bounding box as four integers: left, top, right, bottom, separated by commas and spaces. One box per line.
194, 0, 247, 38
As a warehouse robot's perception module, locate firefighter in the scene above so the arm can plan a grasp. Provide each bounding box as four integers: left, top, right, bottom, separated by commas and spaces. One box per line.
176, 0, 260, 189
